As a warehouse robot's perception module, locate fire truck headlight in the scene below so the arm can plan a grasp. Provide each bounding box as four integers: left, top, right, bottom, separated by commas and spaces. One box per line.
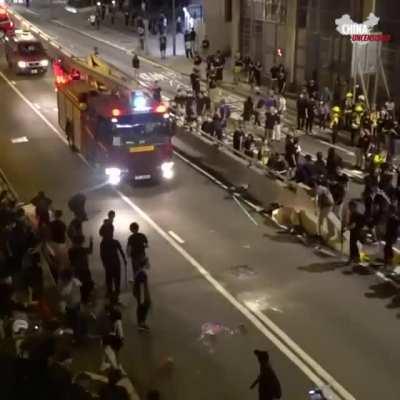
161, 162, 174, 180
40, 59, 49, 67
17, 61, 27, 69
105, 167, 122, 185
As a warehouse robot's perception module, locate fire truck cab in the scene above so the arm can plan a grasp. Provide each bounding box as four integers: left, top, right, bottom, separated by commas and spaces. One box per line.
55, 55, 175, 184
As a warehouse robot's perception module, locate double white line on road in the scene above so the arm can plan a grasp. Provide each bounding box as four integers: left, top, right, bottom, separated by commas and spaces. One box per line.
0, 19, 356, 400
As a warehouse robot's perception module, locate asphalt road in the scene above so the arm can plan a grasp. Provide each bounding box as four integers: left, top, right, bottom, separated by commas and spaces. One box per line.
0, 9, 400, 400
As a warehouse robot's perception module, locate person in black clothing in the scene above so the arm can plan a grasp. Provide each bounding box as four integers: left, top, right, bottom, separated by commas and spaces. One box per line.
184, 30, 192, 58
68, 193, 87, 221
346, 201, 364, 265
213, 50, 225, 82
100, 234, 127, 302
31, 191, 52, 226
270, 63, 279, 91
233, 123, 245, 152
131, 53, 140, 78
69, 235, 94, 305
193, 52, 202, 67
326, 147, 343, 178
99, 368, 129, 400
250, 350, 282, 400
99, 210, 116, 239
159, 35, 167, 59
383, 205, 399, 269
50, 210, 66, 244
152, 81, 162, 102
201, 36, 210, 55
127, 222, 148, 276
47, 350, 73, 400
314, 152, 327, 178
305, 98, 316, 135
329, 167, 349, 219
190, 68, 201, 96
243, 96, 254, 125
67, 216, 83, 244
133, 269, 151, 331
296, 94, 307, 131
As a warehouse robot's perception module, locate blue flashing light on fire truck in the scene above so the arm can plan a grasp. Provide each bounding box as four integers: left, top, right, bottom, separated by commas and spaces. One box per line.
53, 54, 175, 185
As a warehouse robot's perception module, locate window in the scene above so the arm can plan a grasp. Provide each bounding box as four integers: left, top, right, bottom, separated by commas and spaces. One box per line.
225, 0, 232, 22
265, 0, 287, 24
112, 115, 170, 146
18, 42, 45, 56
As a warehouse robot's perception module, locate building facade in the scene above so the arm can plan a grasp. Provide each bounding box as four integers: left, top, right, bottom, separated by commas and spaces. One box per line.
203, 0, 399, 98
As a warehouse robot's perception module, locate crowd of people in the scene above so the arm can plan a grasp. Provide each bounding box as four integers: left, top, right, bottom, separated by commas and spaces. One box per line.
0, 188, 159, 399
296, 78, 400, 165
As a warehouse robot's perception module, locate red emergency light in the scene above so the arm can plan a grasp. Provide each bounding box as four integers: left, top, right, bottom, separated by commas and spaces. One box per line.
155, 104, 167, 113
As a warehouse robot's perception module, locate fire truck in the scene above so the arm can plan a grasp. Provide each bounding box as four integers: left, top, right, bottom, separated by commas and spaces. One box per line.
53, 53, 175, 185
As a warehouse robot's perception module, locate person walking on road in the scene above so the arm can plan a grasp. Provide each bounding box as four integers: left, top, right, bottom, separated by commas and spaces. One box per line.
152, 81, 162, 102
250, 350, 282, 400
296, 93, 307, 131
68, 193, 87, 221
100, 233, 127, 303
138, 23, 145, 51
99, 210, 116, 239
159, 35, 167, 59
345, 200, 364, 265
127, 222, 148, 276
184, 30, 193, 59
133, 268, 151, 331
131, 52, 140, 78
190, 27, 197, 53
68, 235, 94, 305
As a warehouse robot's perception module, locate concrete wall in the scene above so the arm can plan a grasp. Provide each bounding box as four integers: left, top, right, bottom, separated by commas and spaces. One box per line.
203, 0, 235, 54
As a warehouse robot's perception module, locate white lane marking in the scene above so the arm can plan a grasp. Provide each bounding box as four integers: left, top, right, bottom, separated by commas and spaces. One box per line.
173, 151, 229, 190
0, 62, 356, 400
34, 103, 41, 109
376, 271, 392, 283
317, 139, 355, 157
24, 8, 40, 16
233, 195, 259, 226
10, 80, 16, 85
117, 191, 354, 400
11, 136, 29, 144
168, 230, 185, 244
0, 71, 90, 167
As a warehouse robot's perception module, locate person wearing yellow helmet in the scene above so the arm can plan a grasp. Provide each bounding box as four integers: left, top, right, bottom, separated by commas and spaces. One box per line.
330, 105, 341, 144
343, 93, 353, 129
350, 106, 363, 146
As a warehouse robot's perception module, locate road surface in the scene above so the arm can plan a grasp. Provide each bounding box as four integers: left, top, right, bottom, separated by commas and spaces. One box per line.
0, 9, 399, 400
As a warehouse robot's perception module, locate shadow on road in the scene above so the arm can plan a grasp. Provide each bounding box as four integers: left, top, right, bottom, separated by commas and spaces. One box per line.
297, 261, 345, 273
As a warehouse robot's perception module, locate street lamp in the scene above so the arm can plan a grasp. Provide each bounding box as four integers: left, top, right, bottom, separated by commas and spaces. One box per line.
172, 0, 176, 56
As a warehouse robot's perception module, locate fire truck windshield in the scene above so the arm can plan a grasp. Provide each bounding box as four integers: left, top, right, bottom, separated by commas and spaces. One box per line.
18, 42, 45, 56
112, 114, 170, 146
